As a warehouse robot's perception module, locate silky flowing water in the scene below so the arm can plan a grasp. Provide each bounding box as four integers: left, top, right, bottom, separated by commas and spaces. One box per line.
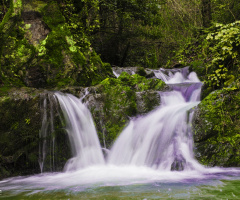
1, 67, 240, 199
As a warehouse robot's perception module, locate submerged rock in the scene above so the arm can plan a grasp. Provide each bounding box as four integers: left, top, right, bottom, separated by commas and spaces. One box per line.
171, 157, 186, 171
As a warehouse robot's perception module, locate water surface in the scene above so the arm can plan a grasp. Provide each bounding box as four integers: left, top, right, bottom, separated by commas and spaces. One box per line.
1, 166, 240, 199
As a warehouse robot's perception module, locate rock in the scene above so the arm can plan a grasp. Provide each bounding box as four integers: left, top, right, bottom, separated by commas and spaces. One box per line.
171, 157, 186, 171
82, 73, 168, 147
0, 88, 71, 179
0, 0, 112, 88
136, 91, 160, 114
0, 88, 42, 179
112, 66, 157, 79
192, 88, 240, 167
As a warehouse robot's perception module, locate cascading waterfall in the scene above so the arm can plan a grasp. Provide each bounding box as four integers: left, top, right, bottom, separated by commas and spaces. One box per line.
2, 67, 240, 198
52, 67, 203, 172
39, 94, 57, 173
108, 68, 203, 171
54, 92, 105, 171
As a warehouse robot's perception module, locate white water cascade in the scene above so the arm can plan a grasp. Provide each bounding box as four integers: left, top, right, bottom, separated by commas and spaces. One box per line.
108, 68, 203, 171
52, 67, 204, 172
54, 92, 105, 171
3, 67, 240, 198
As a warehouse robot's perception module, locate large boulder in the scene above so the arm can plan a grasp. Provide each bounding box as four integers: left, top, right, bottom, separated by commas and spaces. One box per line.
193, 88, 240, 167
86, 74, 167, 147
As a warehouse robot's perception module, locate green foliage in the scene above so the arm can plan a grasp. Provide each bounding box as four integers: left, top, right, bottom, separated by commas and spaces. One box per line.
60, 0, 99, 50
170, 20, 240, 92
0, 0, 112, 88
25, 118, 30, 124
212, 0, 240, 24
205, 21, 240, 88
89, 0, 165, 67
0, 0, 36, 87
158, 0, 203, 66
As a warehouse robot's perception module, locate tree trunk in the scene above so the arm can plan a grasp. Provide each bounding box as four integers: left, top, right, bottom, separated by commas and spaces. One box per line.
201, 0, 212, 28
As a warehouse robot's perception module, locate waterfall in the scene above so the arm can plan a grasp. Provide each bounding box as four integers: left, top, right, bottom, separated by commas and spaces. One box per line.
44, 67, 203, 172
54, 92, 105, 171
39, 94, 57, 173
108, 69, 203, 171
2, 69, 240, 198
39, 97, 48, 173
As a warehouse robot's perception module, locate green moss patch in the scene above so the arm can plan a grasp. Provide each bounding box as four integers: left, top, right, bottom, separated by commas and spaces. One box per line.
88, 72, 166, 147
193, 87, 240, 167
0, 0, 112, 88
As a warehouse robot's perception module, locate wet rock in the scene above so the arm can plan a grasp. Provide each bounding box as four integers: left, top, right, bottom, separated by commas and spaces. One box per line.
0, 88, 72, 179
171, 157, 186, 171
112, 66, 156, 78
0, 88, 42, 179
136, 91, 160, 114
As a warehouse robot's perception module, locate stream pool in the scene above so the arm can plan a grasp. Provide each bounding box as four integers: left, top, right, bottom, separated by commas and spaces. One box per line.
1, 165, 240, 199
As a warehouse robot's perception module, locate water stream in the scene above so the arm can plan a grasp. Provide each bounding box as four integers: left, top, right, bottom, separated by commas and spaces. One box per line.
1, 67, 240, 199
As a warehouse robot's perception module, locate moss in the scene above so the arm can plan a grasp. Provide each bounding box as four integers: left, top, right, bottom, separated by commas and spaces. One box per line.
23, 1, 47, 13
41, 2, 65, 30
0, 89, 41, 179
88, 73, 165, 147
0, 0, 14, 32
1, 0, 112, 88
13, 0, 23, 16
0, 88, 73, 179
136, 66, 147, 77
0, 0, 37, 87
193, 86, 240, 167
0, 86, 12, 97
36, 2, 112, 88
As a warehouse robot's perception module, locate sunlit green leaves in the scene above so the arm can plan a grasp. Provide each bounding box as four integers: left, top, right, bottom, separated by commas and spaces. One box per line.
205, 21, 240, 88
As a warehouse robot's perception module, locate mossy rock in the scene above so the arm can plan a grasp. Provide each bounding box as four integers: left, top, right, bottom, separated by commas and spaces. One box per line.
84, 72, 167, 147
0, 87, 71, 179
0, 0, 112, 88
193, 87, 240, 167
0, 87, 42, 179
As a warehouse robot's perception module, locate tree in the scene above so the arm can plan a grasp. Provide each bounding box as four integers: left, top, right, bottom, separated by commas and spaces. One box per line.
91, 0, 164, 67
202, 0, 212, 27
